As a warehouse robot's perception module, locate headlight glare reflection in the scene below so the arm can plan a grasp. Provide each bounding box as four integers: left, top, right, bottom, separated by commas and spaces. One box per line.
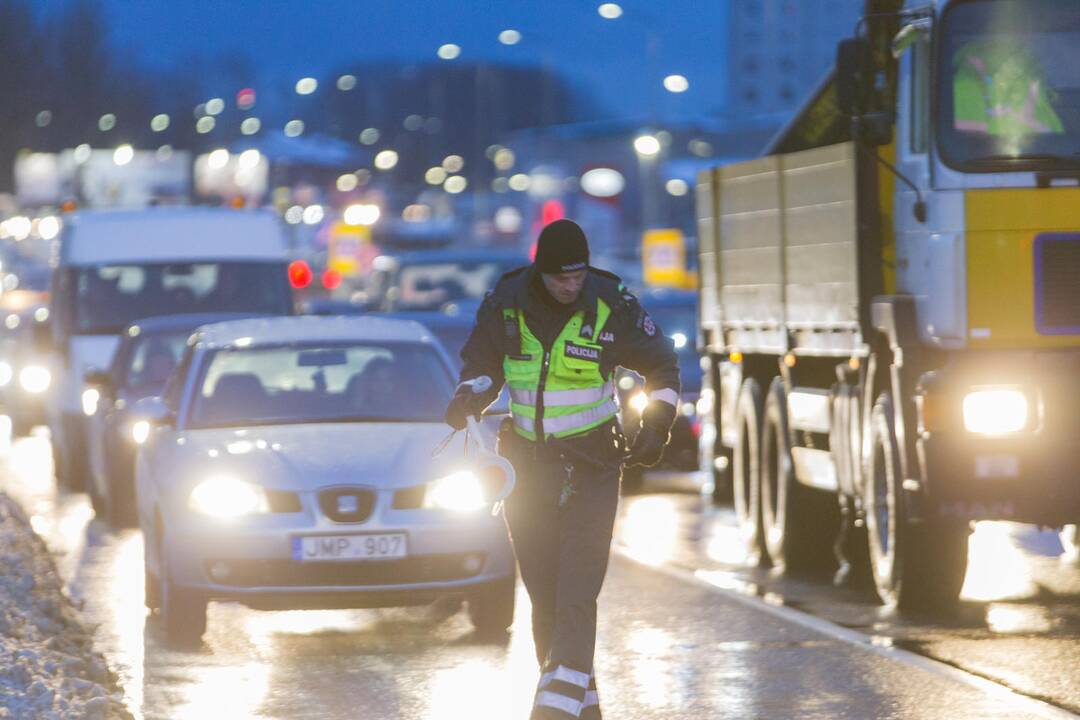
962, 388, 1029, 435
188, 476, 268, 518
426, 470, 487, 513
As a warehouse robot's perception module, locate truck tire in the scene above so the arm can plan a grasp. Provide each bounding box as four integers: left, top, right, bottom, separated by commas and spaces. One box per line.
865, 393, 969, 612
703, 357, 732, 504
760, 379, 838, 574
733, 379, 767, 566
467, 572, 516, 638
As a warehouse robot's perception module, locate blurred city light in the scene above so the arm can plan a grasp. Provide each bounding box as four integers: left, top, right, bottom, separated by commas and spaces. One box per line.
663, 74, 690, 93
374, 150, 399, 170
402, 204, 432, 223
665, 178, 689, 196
37, 216, 60, 241
35, 110, 52, 127
492, 177, 509, 193
207, 148, 230, 170
403, 114, 424, 131
113, 144, 134, 166
284, 205, 303, 224
302, 205, 324, 225
494, 206, 523, 234
284, 119, 305, 137
499, 29, 522, 45
442, 154, 465, 172
196, 116, 215, 133
344, 203, 380, 226
437, 43, 461, 60
98, 113, 117, 132
493, 148, 515, 170
336, 173, 359, 192
598, 3, 623, 19
73, 144, 92, 164
288, 260, 313, 289
6, 217, 31, 241
355, 168, 372, 185
295, 77, 318, 95
359, 128, 380, 145
322, 269, 343, 290
508, 173, 531, 191
689, 139, 714, 157
336, 74, 357, 91
633, 134, 661, 156
238, 149, 261, 171
155, 145, 173, 161
240, 117, 261, 135
205, 98, 225, 115
425, 167, 448, 185
581, 168, 625, 198
150, 114, 170, 132
444, 176, 468, 194
237, 88, 257, 110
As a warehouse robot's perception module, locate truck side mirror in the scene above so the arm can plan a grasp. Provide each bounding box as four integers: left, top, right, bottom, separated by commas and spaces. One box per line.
836, 37, 872, 117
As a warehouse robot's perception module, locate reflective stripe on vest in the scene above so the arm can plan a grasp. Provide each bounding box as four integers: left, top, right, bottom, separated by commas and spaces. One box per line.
513, 397, 619, 436
509, 380, 615, 408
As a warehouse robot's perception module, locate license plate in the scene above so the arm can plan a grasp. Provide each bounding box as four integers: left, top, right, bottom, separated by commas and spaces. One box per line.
292, 533, 407, 561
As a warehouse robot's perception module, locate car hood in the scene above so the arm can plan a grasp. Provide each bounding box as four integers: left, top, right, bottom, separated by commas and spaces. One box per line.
171, 422, 486, 492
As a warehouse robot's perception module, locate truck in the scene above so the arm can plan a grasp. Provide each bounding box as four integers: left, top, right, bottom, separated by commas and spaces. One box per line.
695, 0, 1080, 611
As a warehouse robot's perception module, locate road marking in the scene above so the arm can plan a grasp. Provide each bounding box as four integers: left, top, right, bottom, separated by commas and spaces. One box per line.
614, 545, 1080, 720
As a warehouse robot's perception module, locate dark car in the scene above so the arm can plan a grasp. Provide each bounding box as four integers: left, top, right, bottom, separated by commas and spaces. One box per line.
84, 313, 264, 526
0, 305, 53, 437
618, 289, 702, 488
365, 249, 527, 313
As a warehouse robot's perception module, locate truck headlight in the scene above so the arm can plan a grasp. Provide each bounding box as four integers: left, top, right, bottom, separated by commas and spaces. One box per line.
425, 471, 487, 513
188, 475, 268, 518
962, 388, 1029, 435
18, 366, 50, 394
131, 420, 151, 445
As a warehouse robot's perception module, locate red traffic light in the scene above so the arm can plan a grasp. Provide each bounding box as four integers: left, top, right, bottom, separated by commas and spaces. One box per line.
321, 269, 343, 290
288, 260, 313, 289
237, 88, 257, 110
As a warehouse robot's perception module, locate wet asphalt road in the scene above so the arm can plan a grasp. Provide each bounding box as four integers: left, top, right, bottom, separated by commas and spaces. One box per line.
3, 434, 1079, 719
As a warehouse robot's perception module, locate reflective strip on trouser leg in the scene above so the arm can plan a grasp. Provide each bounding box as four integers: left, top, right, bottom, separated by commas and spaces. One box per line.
580, 671, 600, 720
510, 381, 615, 408
513, 398, 619, 436
534, 665, 590, 718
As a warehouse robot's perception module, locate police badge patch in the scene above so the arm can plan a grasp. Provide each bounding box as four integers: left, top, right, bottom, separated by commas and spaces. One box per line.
643, 314, 656, 336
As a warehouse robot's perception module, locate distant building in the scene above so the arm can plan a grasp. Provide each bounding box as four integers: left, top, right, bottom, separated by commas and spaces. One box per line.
728, 0, 864, 121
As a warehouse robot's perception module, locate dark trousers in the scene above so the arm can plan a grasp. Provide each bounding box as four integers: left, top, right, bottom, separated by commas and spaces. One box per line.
500, 426, 621, 717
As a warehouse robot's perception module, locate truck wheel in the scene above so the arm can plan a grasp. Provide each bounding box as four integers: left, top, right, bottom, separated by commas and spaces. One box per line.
467, 573, 516, 638
702, 358, 732, 504
733, 379, 767, 566
865, 394, 969, 612
760, 379, 838, 574
160, 547, 207, 648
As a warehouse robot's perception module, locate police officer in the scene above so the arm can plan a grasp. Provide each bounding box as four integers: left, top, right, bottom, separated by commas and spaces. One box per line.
445, 219, 680, 720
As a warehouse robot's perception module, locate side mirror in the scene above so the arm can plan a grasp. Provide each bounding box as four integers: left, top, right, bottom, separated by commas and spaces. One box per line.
836, 37, 872, 117
131, 396, 175, 427
892, 17, 931, 59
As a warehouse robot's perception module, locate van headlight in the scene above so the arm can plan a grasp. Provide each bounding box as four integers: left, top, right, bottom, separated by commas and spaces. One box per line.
425, 471, 487, 513
962, 388, 1029, 435
18, 366, 50, 394
188, 475, 268, 518
131, 420, 151, 445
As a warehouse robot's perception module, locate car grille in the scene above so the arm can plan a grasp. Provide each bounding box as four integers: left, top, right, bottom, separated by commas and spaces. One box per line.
207, 553, 485, 587
392, 485, 426, 509
1036, 234, 1080, 333
266, 490, 301, 513
318, 487, 375, 523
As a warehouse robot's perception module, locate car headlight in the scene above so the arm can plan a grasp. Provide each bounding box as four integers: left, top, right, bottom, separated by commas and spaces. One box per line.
425, 470, 487, 513
188, 475, 268, 518
131, 420, 151, 445
962, 388, 1029, 435
629, 391, 648, 414
0, 361, 12, 387
18, 365, 50, 394
81, 387, 100, 416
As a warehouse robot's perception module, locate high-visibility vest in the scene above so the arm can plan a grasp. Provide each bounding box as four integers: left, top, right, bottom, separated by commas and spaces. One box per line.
502, 298, 618, 441
953, 41, 1064, 136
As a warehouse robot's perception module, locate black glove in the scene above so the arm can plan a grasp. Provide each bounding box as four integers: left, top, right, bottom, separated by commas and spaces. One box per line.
626, 398, 677, 467
445, 384, 483, 430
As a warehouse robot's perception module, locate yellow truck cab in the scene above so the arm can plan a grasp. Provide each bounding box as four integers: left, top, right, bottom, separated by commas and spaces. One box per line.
695, 0, 1080, 611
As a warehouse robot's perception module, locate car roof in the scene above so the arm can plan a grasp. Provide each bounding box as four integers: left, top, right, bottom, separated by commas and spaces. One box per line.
376, 248, 527, 267
125, 313, 270, 335
60, 207, 289, 265
193, 315, 435, 350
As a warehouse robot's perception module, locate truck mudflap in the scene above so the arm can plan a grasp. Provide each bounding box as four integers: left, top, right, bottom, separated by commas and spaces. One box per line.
915, 355, 1080, 527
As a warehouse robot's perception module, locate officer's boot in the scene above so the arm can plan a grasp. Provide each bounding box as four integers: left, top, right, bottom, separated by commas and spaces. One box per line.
529, 664, 590, 720
579, 670, 601, 720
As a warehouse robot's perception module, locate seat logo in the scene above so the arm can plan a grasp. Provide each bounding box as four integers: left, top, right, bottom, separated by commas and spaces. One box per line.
337, 495, 359, 514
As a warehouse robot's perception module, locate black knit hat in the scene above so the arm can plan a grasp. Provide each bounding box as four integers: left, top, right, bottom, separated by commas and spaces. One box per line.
534, 219, 590, 274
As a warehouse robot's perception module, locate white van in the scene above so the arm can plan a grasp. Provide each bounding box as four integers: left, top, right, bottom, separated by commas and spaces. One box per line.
46, 207, 294, 488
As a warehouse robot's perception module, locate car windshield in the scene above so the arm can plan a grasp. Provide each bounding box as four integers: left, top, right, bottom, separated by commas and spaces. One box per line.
645, 303, 702, 393
72, 262, 291, 334
188, 342, 454, 429
120, 329, 192, 395
393, 259, 519, 311
937, 0, 1080, 171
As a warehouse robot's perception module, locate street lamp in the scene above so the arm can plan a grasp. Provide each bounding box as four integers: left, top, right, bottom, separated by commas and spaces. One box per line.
633, 134, 661, 157
663, 74, 689, 93
598, 3, 623, 19
437, 43, 461, 60
633, 134, 662, 231
498, 29, 522, 45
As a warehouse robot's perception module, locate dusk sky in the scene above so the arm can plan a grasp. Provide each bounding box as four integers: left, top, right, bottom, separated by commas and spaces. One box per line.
50, 0, 731, 122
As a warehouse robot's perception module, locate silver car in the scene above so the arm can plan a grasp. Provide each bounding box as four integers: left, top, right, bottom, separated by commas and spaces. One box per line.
134, 316, 516, 647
